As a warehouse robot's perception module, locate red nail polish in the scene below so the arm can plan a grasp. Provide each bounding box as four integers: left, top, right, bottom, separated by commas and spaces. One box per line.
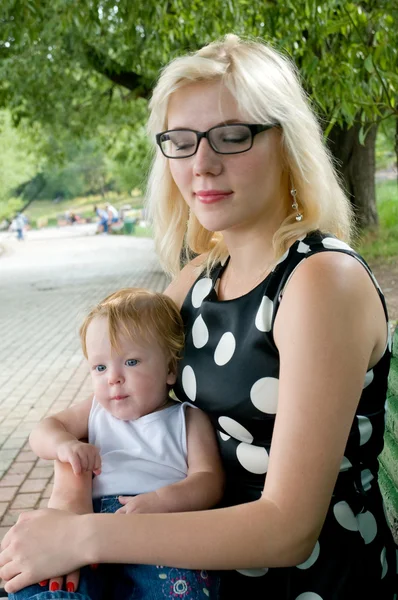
39, 580, 48, 587
50, 582, 60, 591
66, 582, 75, 592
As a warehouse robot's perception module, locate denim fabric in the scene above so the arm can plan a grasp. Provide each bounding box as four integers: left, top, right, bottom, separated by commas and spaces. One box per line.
9, 497, 220, 600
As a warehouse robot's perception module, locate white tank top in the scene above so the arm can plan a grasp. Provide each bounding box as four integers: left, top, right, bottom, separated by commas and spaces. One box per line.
88, 399, 191, 498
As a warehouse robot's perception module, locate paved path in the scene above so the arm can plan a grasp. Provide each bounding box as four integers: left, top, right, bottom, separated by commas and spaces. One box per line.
0, 227, 168, 554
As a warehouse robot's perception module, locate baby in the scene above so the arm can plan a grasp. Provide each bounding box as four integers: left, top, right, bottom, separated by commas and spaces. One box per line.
28, 288, 223, 599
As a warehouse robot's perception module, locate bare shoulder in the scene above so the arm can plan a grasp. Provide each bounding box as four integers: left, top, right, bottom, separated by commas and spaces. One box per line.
164, 254, 208, 310
274, 250, 386, 363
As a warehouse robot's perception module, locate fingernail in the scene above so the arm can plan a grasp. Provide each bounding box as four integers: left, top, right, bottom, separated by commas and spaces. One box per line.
90, 563, 99, 569
39, 580, 48, 587
66, 582, 75, 592
50, 582, 60, 591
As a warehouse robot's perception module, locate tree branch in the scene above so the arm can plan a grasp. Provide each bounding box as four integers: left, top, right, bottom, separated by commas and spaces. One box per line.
83, 42, 152, 98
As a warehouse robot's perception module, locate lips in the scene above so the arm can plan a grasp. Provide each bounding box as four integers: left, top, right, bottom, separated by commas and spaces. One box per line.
111, 395, 128, 401
195, 190, 233, 204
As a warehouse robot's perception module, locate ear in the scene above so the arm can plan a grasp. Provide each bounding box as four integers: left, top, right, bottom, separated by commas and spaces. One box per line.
166, 367, 177, 386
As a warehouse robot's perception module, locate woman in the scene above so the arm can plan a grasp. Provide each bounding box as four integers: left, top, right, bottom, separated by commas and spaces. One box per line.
0, 34, 396, 599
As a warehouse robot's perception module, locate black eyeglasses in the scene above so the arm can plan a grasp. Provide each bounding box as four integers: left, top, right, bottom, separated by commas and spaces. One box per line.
155, 123, 280, 159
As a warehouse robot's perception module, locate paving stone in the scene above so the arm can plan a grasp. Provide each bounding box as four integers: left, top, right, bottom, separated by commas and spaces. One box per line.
7, 461, 35, 475
0, 474, 25, 487
20, 479, 49, 493
0, 487, 18, 502
10, 492, 40, 509
28, 466, 54, 479
0, 526, 11, 542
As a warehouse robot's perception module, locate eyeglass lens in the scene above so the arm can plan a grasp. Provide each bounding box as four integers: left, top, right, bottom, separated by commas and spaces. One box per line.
159, 125, 253, 157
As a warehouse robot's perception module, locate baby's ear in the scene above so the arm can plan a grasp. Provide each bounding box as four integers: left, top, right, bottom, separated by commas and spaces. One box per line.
166, 363, 177, 386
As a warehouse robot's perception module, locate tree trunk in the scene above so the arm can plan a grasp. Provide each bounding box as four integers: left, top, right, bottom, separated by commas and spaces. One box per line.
327, 122, 378, 229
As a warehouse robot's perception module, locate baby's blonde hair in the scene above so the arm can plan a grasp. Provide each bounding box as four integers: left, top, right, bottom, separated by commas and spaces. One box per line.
146, 34, 353, 277
80, 288, 184, 373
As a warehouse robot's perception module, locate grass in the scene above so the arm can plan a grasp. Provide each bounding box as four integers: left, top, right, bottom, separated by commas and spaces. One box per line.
356, 179, 398, 262
25, 192, 143, 227
23, 179, 397, 251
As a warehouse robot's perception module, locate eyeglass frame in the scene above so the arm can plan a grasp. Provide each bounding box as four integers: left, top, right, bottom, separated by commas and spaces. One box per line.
155, 123, 281, 159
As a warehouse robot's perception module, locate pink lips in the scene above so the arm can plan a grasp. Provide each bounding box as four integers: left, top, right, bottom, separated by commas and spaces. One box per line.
195, 190, 233, 204
112, 395, 128, 401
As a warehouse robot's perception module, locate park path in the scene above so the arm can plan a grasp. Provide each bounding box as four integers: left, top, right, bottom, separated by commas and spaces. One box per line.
0, 226, 168, 566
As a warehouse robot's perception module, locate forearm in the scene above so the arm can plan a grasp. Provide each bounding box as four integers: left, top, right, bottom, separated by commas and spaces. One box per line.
49, 461, 93, 514
29, 418, 77, 459
155, 472, 224, 512
83, 499, 313, 570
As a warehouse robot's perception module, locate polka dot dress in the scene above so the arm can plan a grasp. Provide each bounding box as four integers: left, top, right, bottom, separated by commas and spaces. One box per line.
173, 231, 397, 599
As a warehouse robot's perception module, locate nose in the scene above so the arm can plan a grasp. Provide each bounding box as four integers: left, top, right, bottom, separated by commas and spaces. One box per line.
107, 367, 125, 386
193, 138, 222, 177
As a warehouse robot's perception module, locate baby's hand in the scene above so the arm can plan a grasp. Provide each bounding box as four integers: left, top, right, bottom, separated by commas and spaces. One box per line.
57, 441, 102, 476
116, 493, 166, 514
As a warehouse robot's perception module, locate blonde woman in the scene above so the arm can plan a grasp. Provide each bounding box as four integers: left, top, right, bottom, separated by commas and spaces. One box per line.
1, 35, 396, 600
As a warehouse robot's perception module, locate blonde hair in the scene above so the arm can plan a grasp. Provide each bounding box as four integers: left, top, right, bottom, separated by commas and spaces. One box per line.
146, 34, 353, 277
80, 288, 184, 373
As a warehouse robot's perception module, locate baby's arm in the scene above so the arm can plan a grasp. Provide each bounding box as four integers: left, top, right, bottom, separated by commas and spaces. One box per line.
29, 397, 101, 476
117, 407, 224, 514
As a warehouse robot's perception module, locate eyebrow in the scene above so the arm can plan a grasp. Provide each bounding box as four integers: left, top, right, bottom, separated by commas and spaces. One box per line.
167, 119, 248, 130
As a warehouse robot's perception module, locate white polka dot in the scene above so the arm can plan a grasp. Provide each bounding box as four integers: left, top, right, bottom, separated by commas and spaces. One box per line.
363, 369, 374, 388
340, 456, 352, 472
236, 568, 268, 577
250, 377, 279, 414
333, 501, 359, 531
357, 415, 373, 445
321, 237, 352, 251
182, 366, 196, 402
192, 315, 209, 349
295, 594, 323, 600
236, 443, 269, 474
219, 432, 230, 442
296, 541, 320, 570
191, 278, 213, 308
387, 326, 392, 352
214, 332, 236, 366
218, 416, 253, 443
255, 296, 274, 332
297, 241, 310, 254
380, 547, 388, 579
361, 469, 374, 492
357, 511, 377, 544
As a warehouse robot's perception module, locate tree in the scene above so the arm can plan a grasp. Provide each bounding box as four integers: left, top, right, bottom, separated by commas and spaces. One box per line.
1, 0, 397, 226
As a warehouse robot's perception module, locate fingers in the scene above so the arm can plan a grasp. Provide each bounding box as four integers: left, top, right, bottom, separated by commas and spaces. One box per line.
65, 569, 80, 593
48, 576, 63, 592
117, 496, 134, 505
70, 455, 82, 476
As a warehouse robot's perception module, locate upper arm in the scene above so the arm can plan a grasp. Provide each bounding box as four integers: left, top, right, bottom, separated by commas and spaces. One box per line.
163, 254, 207, 310
185, 407, 224, 480
262, 252, 385, 544
48, 395, 93, 441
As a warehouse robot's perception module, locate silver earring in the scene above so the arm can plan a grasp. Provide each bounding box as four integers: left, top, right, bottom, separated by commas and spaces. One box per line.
291, 188, 303, 221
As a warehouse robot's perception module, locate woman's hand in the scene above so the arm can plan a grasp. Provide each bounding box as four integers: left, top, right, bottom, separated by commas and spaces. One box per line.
0, 509, 87, 594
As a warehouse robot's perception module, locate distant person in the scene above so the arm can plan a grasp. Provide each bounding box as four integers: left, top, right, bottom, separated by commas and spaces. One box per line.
93, 205, 109, 234
106, 203, 119, 232
18, 288, 222, 600
10, 213, 25, 241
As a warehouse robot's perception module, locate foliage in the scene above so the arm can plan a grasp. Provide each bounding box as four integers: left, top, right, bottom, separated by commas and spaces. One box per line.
1, 1, 397, 136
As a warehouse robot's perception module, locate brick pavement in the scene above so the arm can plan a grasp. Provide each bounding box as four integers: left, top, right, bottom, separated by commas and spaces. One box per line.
0, 228, 168, 591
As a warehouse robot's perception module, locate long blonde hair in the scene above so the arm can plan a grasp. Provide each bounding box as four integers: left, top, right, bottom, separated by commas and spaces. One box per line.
147, 34, 353, 277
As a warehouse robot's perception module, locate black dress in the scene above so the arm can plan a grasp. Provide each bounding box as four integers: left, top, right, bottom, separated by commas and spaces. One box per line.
173, 231, 397, 599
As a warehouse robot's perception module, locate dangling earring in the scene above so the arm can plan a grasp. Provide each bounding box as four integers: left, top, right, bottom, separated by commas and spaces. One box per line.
290, 188, 303, 222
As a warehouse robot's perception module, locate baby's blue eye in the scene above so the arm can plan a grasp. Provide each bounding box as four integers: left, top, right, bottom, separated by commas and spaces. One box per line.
95, 365, 106, 372
125, 359, 138, 367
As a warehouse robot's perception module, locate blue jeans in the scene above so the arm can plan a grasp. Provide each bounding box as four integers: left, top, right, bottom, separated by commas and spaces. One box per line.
9, 496, 220, 600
